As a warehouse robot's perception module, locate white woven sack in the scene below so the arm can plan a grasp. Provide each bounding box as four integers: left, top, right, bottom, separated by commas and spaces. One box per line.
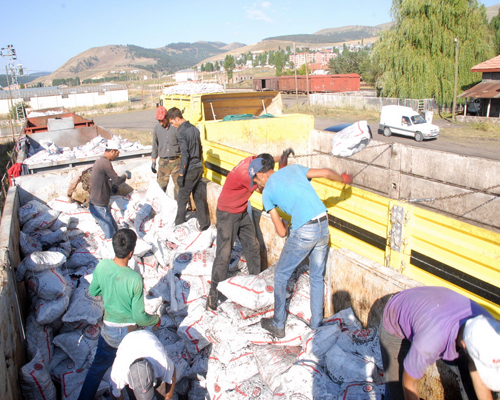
26, 268, 68, 300
219, 374, 273, 400
53, 323, 100, 369
252, 344, 301, 391
47, 196, 80, 213
323, 307, 363, 331
338, 381, 385, 400
217, 274, 275, 311
336, 328, 383, 369
62, 280, 104, 325
288, 271, 313, 325
164, 341, 190, 381
172, 249, 215, 276
19, 350, 57, 400
170, 272, 210, 311
33, 285, 72, 325
18, 200, 50, 226
278, 360, 335, 400
177, 300, 214, 354
243, 314, 310, 347
26, 313, 54, 365
22, 210, 61, 233
20, 231, 42, 257
298, 324, 342, 366
218, 301, 274, 329
325, 343, 377, 385
331, 120, 371, 157
16, 251, 67, 282
51, 358, 88, 400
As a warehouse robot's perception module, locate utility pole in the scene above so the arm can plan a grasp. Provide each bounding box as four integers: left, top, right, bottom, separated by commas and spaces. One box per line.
452, 38, 459, 122
1, 45, 27, 123
294, 43, 298, 106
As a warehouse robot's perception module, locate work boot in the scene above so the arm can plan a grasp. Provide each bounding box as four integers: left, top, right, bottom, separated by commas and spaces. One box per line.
261, 318, 285, 338
206, 289, 218, 311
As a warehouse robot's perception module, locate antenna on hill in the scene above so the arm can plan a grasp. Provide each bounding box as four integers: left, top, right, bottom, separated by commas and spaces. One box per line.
1, 45, 27, 122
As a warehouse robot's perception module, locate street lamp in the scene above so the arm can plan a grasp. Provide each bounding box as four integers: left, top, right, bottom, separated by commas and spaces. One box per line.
452, 38, 459, 122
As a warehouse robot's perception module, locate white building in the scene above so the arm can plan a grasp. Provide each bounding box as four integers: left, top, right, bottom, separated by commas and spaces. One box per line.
174, 69, 197, 83
0, 84, 129, 114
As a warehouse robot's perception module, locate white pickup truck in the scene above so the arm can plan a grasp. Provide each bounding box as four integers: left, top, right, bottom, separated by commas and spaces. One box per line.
379, 105, 439, 142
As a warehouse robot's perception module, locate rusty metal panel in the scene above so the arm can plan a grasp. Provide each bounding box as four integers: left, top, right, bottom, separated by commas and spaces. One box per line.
458, 81, 500, 99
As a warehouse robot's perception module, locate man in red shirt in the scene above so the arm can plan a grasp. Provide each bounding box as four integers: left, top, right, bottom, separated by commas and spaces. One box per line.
206, 149, 293, 311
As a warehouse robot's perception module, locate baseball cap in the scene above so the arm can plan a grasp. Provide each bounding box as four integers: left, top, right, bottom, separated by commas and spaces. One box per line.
463, 315, 500, 392
106, 139, 121, 151
248, 157, 264, 187
156, 106, 167, 120
129, 358, 155, 400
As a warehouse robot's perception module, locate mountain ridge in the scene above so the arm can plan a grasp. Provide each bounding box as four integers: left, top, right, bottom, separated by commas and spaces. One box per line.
35, 3, 500, 84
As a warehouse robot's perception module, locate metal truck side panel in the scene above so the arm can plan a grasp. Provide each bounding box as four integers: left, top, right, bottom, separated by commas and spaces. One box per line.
161, 91, 283, 123
0, 186, 27, 400
200, 114, 313, 157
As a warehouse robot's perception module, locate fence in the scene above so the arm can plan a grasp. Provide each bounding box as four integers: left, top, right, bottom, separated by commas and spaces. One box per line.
310, 93, 436, 112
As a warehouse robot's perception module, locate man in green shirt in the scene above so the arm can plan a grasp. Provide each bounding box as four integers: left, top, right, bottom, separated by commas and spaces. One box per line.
78, 229, 160, 400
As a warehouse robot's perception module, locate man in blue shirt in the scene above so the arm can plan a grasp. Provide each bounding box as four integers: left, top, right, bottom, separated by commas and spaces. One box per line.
250, 159, 352, 338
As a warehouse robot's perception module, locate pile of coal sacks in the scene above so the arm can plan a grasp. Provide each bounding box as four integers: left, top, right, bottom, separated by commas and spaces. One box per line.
16, 181, 385, 400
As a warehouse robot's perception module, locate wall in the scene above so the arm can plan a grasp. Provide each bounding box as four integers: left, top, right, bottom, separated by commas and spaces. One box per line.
311, 129, 500, 233
0, 187, 27, 400
0, 89, 129, 114
309, 94, 436, 112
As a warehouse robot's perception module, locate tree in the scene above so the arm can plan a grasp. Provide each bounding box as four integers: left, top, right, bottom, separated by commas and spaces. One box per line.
224, 54, 236, 80
205, 61, 214, 72
274, 51, 285, 76
373, 0, 494, 105
214, 60, 220, 71
200, 64, 206, 72
489, 8, 500, 54
298, 64, 310, 75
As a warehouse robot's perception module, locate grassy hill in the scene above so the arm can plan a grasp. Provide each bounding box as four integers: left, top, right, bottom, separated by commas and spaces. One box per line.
35, 42, 246, 85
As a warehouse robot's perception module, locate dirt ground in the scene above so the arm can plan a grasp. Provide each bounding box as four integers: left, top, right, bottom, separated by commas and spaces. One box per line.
92, 102, 500, 161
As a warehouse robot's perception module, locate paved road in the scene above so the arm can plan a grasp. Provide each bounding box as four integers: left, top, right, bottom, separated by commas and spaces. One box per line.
93, 102, 500, 161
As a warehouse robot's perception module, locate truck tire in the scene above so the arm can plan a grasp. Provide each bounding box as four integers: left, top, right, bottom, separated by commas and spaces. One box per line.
415, 131, 423, 142
383, 127, 392, 137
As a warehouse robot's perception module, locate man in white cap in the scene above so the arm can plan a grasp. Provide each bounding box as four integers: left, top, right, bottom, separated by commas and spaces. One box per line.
151, 106, 180, 198
89, 139, 131, 239
109, 330, 176, 400
379, 286, 500, 400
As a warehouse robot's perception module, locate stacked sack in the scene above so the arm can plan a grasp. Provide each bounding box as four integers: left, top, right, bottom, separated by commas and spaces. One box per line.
23, 135, 151, 166
17, 180, 385, 400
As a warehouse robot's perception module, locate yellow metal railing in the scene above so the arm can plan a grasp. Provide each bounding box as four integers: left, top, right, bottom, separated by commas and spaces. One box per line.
203, 140, 500, 319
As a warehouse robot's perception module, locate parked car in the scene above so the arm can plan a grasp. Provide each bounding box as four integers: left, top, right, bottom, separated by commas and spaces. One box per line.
467, 99, 481, 116
379, 105, 439, 142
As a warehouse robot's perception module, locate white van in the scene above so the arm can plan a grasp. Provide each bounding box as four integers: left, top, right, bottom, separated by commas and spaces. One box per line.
379, 105, 439, 142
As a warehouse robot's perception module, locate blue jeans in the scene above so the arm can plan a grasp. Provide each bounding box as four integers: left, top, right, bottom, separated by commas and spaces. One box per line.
78, 325, 130, 400
272, 218, 329, 330
89, 203, 118, 239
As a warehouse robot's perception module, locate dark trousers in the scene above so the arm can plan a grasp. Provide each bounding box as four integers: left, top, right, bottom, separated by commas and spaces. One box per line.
175, 167, 209, 229
78, 336, 117, 400
379, 322, 478, 400
210, 208, 261, 293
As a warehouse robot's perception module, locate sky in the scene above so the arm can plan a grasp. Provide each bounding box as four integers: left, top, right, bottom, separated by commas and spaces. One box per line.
1, 0, 499, 74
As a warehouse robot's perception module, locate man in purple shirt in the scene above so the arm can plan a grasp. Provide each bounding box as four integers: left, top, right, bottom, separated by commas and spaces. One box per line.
380, 286, 500, 400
